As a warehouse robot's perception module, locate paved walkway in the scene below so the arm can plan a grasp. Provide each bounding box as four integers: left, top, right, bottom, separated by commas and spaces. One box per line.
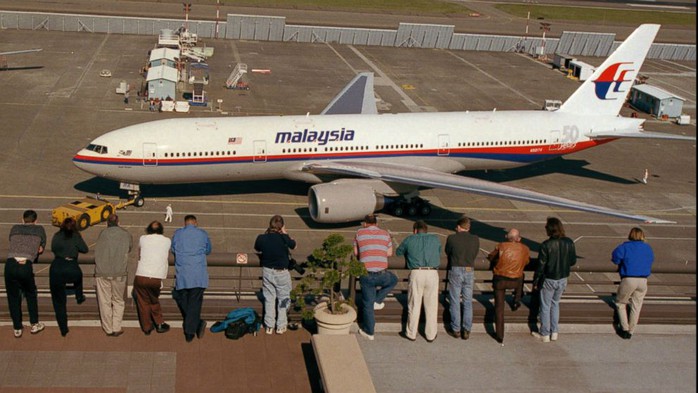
0, 320, 694, 392
359, 323, 697, 393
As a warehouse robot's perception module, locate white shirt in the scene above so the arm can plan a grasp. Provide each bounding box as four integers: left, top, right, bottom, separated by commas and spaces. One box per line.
136, 234, 171, 279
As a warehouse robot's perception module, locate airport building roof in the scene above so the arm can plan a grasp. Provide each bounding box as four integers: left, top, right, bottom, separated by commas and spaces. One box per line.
146, 64, 178, 82
149, 47, 179, 62
632, 84, 686, 101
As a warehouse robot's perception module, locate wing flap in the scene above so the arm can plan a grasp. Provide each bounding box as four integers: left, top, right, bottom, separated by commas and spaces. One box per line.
303, 161, 673, 224
587, 130, 696, 141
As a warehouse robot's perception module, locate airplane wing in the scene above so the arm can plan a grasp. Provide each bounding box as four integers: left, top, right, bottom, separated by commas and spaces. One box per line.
302, 161, 674, 224
0, 49, 43, 56
587, 130, 696, 141
320, 72, 378, 115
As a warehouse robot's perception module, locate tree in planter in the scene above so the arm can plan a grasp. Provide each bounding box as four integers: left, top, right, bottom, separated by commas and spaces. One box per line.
291, 233, 367, 320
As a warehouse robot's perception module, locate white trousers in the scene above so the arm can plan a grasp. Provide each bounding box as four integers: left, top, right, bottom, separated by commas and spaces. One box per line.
406, 269, 439, 341
95, 276, 127, 334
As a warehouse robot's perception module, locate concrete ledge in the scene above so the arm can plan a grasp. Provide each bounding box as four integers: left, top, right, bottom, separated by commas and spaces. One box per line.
311, 334, 377, 393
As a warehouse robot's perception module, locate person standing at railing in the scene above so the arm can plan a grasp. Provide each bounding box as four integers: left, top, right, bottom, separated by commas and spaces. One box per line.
50, 217, 89, 337
171, 214, 211, 342
445, 216, 479, 341
396, 220, 441, 343
5, 209, 47, 338
612, 227, 654, 340
255, 215, 296, 335
134, 221, 172, 336
354, 214, 397, 341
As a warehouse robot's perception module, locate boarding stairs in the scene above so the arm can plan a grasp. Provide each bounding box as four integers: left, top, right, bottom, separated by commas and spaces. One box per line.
225, 63, 247, 89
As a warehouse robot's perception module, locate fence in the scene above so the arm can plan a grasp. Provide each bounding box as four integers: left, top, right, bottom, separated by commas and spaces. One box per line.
0, 11, 695, 60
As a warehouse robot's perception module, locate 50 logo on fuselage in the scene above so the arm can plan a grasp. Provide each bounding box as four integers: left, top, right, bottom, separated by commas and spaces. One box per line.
274, 128, 355, 145
593, 62, 635, 100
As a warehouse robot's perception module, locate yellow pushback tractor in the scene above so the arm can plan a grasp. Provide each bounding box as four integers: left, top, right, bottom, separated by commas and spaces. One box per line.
51, 196, 133, 231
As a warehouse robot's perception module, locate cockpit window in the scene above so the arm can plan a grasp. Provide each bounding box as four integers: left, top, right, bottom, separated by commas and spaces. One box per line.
86, 144, 108, 154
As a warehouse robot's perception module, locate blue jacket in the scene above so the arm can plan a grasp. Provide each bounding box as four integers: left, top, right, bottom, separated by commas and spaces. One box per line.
171, 224, 211, 289
611, 241, 654, 278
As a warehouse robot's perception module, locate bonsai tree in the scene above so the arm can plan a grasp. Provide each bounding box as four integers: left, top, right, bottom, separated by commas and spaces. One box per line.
291, 233, 367, 320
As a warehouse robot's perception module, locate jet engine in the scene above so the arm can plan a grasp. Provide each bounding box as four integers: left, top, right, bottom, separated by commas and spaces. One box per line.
308, 182, 385, 223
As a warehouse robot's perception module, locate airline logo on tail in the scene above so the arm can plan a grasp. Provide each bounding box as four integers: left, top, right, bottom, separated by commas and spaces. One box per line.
593, 62, 635, 100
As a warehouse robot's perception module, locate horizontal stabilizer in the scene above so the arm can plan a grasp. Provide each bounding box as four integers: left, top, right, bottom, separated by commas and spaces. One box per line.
587, 130, 696, 141
303, 161, 674, 224
321, 72, 378, 115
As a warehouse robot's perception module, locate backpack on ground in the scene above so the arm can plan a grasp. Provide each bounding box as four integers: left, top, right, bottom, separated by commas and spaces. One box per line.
210, 307, 262, 339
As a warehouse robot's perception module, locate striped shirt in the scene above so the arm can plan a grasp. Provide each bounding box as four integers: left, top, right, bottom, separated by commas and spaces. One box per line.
354, 225, 392, 272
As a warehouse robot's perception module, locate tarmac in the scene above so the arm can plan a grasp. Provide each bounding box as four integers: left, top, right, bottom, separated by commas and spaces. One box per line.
0, 320, 695, 393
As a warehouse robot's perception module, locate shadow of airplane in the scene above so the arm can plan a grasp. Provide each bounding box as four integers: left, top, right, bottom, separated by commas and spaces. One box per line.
465, 157, 635, 185
74, 177, 309, 198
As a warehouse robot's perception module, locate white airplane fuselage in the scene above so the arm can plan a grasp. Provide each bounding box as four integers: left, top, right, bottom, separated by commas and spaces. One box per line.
73, 110, 632, 187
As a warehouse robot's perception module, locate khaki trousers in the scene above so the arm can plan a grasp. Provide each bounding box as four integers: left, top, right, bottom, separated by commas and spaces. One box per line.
616, 277, 648, 334
406, 269, 439, 341
95, 276, 127, 334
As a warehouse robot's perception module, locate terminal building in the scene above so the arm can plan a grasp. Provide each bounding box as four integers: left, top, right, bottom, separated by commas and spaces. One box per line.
629, 84, 685, 119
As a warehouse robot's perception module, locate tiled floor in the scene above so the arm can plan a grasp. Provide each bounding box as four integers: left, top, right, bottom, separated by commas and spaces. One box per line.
0, 325, 320, 393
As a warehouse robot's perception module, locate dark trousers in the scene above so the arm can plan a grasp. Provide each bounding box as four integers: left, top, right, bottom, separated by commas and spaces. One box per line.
493, 275, 524, 341
4, 258, 40, 330
134, 275, 165, 332
172, 287, 204, 336
359, 270, 398, 335
49, 258, 84, 335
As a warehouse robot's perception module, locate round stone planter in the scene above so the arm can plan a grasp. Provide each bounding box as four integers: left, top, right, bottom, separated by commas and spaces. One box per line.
313, 302, 357, 335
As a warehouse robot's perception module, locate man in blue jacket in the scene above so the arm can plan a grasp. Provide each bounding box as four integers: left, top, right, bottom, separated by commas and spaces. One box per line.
611, 227, 654, 339
172, 215, 211, 342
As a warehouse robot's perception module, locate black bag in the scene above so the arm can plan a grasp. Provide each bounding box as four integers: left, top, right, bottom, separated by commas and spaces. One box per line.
224, 319, 249, 340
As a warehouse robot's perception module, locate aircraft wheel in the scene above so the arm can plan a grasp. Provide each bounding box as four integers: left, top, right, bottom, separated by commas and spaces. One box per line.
134, 196, 145, 208
77, 214, 90, 231
392, 205, 405, 217
407, 205, 418, 216
100, 205, 113, 221
419, 204, 432, 216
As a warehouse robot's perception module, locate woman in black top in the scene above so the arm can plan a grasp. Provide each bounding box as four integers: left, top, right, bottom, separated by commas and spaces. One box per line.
50, 217, 89, 336
254, 215, 296, 335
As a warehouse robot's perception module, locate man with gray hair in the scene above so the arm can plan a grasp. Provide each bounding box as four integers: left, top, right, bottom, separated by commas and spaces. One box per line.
94, 214, 133, 336
487, 228, 530, 345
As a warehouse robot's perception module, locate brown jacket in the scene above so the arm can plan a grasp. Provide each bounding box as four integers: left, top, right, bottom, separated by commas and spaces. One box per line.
487, 241, 530, 278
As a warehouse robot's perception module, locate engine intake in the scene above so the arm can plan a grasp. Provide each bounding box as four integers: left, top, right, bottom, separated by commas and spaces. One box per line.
308, 182, 385, 223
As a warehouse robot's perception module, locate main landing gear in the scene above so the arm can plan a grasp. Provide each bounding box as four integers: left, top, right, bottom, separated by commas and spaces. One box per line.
121, 182, 144, 207
387, 196, 432, 217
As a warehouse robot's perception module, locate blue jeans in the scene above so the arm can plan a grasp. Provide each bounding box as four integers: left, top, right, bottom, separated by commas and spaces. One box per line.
359, 270, 398, 335
448, 267, 474, 332
262, 268, 292, 330
539, 278, 567, 336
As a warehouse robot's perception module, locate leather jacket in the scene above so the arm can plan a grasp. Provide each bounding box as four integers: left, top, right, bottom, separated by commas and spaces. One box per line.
488, 242, 530, 278
534, 237, 577, 287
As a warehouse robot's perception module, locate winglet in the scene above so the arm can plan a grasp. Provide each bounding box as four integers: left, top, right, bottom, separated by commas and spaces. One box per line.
321, 72, 378, 115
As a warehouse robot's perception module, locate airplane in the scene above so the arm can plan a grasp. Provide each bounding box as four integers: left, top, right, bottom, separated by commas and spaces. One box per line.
73, 24, 695, 225
0, 48, 42, 70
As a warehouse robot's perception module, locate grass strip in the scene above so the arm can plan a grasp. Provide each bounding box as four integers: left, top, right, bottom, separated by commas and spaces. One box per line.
495, 4, 696, 26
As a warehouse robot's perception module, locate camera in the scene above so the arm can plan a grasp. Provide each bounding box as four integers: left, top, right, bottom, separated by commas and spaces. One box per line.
288, 258, 306, 275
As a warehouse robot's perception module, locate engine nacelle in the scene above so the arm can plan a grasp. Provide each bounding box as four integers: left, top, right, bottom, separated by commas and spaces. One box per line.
308, 182, 385, 223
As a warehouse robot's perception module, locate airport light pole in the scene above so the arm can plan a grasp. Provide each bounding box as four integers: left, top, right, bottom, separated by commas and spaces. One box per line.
540, 22, 551, 60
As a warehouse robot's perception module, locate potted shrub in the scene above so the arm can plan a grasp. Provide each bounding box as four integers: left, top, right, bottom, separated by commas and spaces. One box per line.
291, 233, 367, 334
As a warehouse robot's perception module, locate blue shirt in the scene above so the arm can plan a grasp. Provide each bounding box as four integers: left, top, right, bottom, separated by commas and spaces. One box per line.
611, 240, 654, 278
171, 224, 211, 289
396, 233, 441, 270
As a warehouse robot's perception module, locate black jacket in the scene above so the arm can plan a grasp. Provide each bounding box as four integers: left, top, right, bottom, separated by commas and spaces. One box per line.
533, 237, 576, 287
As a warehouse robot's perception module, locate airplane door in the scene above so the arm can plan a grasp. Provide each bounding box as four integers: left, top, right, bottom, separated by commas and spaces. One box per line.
437, 134, 450, 156
253, 140, 267, 163
143, 143, 158, 166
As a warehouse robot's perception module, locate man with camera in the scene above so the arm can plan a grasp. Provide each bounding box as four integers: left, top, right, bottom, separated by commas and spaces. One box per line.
255, 215, 297, 335
354, 214, 398, 341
